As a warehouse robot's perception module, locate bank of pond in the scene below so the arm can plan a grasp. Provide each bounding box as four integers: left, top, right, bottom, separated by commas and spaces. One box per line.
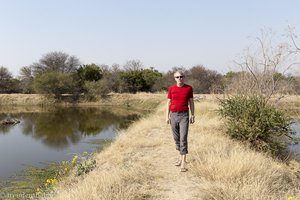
0, 105, 146, 195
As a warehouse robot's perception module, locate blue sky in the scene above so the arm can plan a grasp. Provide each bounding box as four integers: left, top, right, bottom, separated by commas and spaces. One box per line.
0, 0, 299, 76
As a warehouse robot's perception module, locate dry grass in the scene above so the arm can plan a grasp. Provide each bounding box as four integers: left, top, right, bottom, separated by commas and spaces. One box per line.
44, 107, 166, 200
41, 95, 300, 200
188, 97, 300, 199
0, 94, 54, 105
0, 93, 166, 111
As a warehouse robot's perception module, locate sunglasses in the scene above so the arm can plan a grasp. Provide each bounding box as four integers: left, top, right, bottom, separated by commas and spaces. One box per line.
175, 76, 184, 79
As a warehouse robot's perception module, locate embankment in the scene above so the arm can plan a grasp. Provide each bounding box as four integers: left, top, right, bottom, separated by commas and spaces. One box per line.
0, 93, 166, 111
43, 95, 300, 200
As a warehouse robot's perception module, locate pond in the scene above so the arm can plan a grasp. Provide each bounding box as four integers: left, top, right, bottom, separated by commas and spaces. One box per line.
0, 106, 142, 181
289, 120, 300, 154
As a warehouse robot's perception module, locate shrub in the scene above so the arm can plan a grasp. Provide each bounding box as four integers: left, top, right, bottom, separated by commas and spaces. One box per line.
75, 152, 96, 176
218, 95, 294, 155
84, 80, 110, 100
33, 72, 78, 98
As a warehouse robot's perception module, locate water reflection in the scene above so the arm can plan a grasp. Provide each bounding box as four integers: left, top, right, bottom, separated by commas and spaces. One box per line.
0, 106, 141, 180
0, 106, 139, 149
0, 113, 13, 134
289, 120, 300, 155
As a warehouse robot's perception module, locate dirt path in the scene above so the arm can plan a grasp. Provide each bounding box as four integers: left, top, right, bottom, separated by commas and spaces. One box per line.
43, 104, 205, 200
148, 125, 201, 200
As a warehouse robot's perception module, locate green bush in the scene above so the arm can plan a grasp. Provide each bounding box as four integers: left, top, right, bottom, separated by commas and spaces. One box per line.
33, 72, 78, 98
75, 152, 96, 176
84, 80, 110, 100
218, 95, 294, 155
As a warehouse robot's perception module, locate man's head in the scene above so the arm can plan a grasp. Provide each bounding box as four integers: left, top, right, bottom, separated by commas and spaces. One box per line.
174, 70, 185, 85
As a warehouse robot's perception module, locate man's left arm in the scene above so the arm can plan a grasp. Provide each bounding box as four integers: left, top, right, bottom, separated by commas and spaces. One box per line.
189, 98, 195, 124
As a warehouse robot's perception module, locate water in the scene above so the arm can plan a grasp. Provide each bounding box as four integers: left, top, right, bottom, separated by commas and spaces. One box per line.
288, 120, 300, 154
0, 106, 141, 180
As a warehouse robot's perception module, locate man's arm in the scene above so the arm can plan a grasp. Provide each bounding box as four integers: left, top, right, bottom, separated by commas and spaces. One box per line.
189, 98, 195, 124
166, 99, 171, 124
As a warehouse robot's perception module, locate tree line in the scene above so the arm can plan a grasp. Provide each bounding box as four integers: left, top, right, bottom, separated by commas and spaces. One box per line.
0, 51, 299, 99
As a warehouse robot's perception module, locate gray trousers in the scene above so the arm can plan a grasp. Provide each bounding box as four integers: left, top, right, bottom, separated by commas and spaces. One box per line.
170, 111, 189, 155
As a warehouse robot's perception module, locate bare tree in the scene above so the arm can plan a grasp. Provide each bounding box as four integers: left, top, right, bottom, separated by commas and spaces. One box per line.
123, 60, 143, 71
228, 28, 300, 102
287, 25, 300, 52
31, 51, 80, 75
18, 66, 34, 93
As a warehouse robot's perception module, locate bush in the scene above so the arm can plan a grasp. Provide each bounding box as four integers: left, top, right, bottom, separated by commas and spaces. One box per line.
84, 80, 110, 100
77, 64, 103, 82
75, 152, 96, 176
218, 95, 294, 155
33, 72, 78, 98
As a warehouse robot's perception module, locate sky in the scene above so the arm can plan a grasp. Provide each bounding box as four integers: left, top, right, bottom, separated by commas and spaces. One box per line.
0, 0, 300, 76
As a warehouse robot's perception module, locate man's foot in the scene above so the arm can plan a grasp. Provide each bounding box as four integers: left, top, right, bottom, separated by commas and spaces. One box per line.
180, 167, 188, 172
174, 159, 189, 166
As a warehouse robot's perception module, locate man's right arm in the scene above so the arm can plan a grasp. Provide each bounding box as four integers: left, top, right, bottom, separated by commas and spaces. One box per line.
166, 99, 171, 124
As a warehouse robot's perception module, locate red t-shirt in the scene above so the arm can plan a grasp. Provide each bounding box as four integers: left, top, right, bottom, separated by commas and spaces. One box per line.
167, 84, 193, 112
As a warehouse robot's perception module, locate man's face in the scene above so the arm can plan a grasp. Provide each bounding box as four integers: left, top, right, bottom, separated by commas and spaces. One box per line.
174, 73, 185, 84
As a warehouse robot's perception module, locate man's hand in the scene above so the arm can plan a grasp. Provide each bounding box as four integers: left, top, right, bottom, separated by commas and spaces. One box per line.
166, 118, 171, 124
190, 115, 195, 124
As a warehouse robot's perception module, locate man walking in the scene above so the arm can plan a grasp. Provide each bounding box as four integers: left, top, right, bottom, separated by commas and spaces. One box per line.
166, 70, 195, 172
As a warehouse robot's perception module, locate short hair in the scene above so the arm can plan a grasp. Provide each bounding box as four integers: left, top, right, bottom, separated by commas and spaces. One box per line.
174, 70, 184, 77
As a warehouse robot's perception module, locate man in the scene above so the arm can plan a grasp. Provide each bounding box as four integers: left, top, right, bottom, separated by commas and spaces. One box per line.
166, 70, 195, 172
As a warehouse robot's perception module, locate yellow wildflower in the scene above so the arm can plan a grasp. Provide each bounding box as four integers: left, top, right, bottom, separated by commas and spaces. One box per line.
51, 178, 57, 185
72, 155, 78, 165
287, 196, 294, 200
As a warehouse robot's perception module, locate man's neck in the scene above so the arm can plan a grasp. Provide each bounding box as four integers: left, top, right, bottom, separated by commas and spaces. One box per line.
177, 83, 184, 87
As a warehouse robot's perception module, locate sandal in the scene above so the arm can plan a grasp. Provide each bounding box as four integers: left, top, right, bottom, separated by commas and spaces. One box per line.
180, 168, 188, 172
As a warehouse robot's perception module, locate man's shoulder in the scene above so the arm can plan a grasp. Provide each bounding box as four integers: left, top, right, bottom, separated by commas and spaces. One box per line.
168, 84, 177, 89
184, 84, 193, 89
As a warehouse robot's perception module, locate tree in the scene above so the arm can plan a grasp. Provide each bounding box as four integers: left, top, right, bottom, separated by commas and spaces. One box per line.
287, 25, 300, 52
101, 64, 123, 93
223, 71, 247, 93
120, 60, 145, 93
31, 51, 80, 75
0, 66, 13, 93
19, 66, 34, 93
120, 70, 146, 93
30, 52, 81, 97
123, 60, 143, 71
8, 78, 21, 93
119, 65, 162, 93
84, 80, 110, 100
291, 75, 300, 94
33, 72, 78, 98
228, 28, 300, 101
187, 65, 223, 93
141, 67, 162, 92
77, 64, 103, 82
